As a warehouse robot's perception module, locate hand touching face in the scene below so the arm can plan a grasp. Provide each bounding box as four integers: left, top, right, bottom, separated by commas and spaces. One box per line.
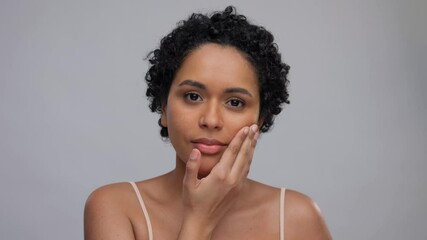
162, 43, 261, 177
177, 124, 259, 238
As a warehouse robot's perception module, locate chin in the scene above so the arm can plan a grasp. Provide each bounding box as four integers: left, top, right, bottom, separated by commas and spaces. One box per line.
197, 170, 211, 179
197, 157, 218, 179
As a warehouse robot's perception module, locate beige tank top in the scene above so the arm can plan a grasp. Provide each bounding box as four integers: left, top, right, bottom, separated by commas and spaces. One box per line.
129, 182, 286, 240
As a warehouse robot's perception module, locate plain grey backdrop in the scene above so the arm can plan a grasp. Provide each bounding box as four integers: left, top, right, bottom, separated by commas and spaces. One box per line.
1, 0, 426, 239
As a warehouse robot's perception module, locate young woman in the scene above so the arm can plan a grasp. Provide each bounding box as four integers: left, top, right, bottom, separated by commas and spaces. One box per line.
84, 6, 332, 240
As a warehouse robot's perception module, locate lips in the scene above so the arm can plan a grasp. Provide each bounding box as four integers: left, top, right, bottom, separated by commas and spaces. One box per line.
191, 138, 227, 155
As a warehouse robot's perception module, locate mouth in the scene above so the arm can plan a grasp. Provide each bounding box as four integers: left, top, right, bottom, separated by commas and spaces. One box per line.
191, 138, 227, 155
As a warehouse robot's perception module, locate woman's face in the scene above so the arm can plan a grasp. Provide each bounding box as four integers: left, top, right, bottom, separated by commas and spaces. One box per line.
162, 43, 260, 177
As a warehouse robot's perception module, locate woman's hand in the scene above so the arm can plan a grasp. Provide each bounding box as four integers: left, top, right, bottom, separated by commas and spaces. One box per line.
177, 124, 259, 240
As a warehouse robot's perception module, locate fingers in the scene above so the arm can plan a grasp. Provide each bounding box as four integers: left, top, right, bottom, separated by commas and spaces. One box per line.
216, 126, 250, 170
213, 124, 258, 181
183, 149, 201, 188
230, 124, 258, 179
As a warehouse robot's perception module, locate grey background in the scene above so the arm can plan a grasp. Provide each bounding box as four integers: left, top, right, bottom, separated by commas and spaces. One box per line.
1, 0, 426, 239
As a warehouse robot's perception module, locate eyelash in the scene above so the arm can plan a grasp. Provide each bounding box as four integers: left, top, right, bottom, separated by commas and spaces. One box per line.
184, 92, 203, 102
226, 98, 245, 108
183, 92, 245, 109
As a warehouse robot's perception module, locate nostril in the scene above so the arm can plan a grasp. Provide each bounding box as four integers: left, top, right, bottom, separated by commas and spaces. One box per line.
198, 110, 223, 130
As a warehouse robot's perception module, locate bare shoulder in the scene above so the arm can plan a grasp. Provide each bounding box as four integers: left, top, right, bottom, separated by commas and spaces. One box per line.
284, 189, 332, 240
84, 182, 139, 240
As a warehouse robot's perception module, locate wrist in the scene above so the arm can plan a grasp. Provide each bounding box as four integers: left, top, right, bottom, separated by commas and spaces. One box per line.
177, 215, 215, 240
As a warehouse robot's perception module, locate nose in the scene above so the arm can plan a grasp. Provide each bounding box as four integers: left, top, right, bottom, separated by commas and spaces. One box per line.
199, 101, 223, 130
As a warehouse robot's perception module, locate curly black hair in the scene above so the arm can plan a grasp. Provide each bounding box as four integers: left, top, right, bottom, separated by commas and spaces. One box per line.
145, 6, 290, 138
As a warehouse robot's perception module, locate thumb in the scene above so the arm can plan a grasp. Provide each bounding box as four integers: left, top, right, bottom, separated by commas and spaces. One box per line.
183, 149, 201, 188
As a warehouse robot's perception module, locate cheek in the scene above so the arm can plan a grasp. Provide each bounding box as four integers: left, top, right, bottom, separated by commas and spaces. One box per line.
225, 112, 259, 135
233, 107, 260, 125
166, 106, 192, 159
165, 102, 195, 137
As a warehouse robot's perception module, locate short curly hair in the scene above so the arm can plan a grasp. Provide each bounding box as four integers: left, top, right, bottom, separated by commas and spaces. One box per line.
145, 6, 290, 138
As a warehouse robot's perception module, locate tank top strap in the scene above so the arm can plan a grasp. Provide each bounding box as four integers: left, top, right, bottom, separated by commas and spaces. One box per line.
280, 187, 286, 240
129, 182, 154, 240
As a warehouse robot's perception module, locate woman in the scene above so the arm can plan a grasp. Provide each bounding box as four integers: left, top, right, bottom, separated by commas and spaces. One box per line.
84, 6, 331, 240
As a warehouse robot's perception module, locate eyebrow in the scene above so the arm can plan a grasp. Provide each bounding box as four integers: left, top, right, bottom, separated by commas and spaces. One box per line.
224, 88, 253, 97
178, 80, 206, 89
178, 79, 253, 97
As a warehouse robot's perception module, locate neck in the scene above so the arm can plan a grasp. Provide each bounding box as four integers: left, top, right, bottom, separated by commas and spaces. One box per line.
160, 155, 186, 199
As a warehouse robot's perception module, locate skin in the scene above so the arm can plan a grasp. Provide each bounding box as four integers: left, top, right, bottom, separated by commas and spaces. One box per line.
84, 43, 332, 240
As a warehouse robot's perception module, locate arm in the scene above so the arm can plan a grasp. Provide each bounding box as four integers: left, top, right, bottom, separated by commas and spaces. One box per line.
285, 190, 332, 240
84, 185, 136, 240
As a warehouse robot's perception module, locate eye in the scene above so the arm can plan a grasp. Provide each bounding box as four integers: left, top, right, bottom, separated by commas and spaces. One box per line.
184, 92, 202, 102
227, 98, 245, 108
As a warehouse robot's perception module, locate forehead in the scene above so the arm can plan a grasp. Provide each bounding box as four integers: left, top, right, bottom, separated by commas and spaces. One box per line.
172, 43, 259, 91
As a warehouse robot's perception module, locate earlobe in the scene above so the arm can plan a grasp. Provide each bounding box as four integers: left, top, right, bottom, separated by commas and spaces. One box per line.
257, 118, 264, 131
160, 104, 167, 127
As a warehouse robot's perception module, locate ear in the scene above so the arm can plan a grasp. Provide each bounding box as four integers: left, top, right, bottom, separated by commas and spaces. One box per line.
257, 116, 265, 131
160, 102, 167, 127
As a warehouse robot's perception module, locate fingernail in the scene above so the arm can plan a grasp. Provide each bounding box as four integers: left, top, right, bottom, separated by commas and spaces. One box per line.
189, 150, 197, 161
250, 124, 258, 133
243, 127, 249, 135
254, 132, 259, 141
